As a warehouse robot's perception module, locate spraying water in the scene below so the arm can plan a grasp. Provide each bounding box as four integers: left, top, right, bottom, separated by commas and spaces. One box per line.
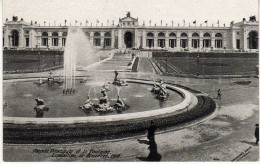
63, 27, 100, 92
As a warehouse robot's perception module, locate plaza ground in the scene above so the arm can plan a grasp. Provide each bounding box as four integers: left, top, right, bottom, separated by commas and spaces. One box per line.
3, 53, 259, 161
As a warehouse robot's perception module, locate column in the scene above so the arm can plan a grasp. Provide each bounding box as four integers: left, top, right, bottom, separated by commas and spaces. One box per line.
211, 31, 215, 50
176, 31, 180, 49
48, 32, 52, 47
37, 32, 41, 48
188, 32, 192, 49
58, 31, 62, 48
231, 29, 236, 50
154, 31, 158, 49
142, 30, 146, 48
134, 28, 138, 48
223, 32, 227, 48
90, 31, 94, 46
111, 29, 115, 48
165, 31, 169, 49
118, 29, 122, 49
199, 31, 203, 48
101, 31, 105, 47
4, 28, 9, 48
19, 29, 24, 48
243, 30, 247, 50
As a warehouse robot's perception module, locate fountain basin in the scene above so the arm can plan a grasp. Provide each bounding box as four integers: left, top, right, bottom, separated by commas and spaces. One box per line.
3, 78, 216, 144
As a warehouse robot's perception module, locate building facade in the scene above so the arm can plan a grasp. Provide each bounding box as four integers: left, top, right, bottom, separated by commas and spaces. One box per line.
3, 13, 259, 52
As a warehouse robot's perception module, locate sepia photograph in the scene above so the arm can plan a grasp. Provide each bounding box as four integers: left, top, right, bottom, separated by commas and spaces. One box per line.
2, 0, 259, 162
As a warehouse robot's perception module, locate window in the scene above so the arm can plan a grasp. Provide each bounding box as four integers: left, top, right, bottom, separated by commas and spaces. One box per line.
236, 32, 240, 35
192, 39, 199, 48
169, 39, 176, 48
236, 39, 240, 49
203, 39, 211, 48
62, 38, 66, 46
180, 39, 188, 48
42, 38, 48, 46
52, 38, 58, 46
94, 38, 101, 46
104, 38, 111, 47
146, 39, 154, 48
215, 40, 222, 48
26, 38, 29, 47
158, 39, 165, 48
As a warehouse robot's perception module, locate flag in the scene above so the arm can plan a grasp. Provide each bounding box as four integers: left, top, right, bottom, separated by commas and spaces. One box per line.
75, 20, 78, 23
149, 20, 151, 23
217, 20, 219, 24
193, 20, 196, 24
86, 20, 88, 23
96, 19, 99, 23
80, 22, 82, 26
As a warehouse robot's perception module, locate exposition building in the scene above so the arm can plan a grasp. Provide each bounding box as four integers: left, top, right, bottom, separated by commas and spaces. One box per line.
3, 12, 259, 52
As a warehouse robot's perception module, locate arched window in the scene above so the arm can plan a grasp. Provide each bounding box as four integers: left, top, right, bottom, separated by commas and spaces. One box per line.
94, 32, 101, 46
215, 33, 223, 48
41, 32, 48, 47
42, 32, 48, 37
215, 33, 222, 37
181, 32, 188, 37
158, 32, 165, 37
62, 32, 67, 46
52, 32, 58, 46
104, 32, 111, 37
248, 31, 258, 49
11, 30, 19, 47
147, 32, 154, 37
52, 32, 58, 37
62, 32, 67, 36
104, 32, 111, 47
169, 32, 176, 37
203, 33, 211, 48
94, 32, 100, 37
203, 32, 211, 37
169, 32, 177, 48
191, 33, 199, 48
192, 32, 199, 37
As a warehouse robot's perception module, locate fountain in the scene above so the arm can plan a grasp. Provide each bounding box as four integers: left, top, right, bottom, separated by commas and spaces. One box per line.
63, 27, 99, 92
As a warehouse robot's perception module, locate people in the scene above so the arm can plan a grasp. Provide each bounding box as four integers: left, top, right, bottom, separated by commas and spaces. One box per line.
255, 124, 259, 145
147, 121, 156, 142
217, 89, 222, 100
114, 70, 119, 82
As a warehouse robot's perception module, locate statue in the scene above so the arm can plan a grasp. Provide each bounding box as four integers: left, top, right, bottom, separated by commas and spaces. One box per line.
126, 11, 131, 17
12, 16, 18, 22
79, 96, 94, 112
249, 15, 256, 22
114, 96, 130, 113
34, 95, 49, 118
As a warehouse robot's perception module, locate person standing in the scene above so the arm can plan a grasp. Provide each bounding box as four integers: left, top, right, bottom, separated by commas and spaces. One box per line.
217, 89, 222, 100
147, 121, 156, 142
255, 124, 259, 145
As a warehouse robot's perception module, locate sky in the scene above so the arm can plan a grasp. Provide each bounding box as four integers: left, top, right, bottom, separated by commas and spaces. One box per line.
2, 0, 259, 27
